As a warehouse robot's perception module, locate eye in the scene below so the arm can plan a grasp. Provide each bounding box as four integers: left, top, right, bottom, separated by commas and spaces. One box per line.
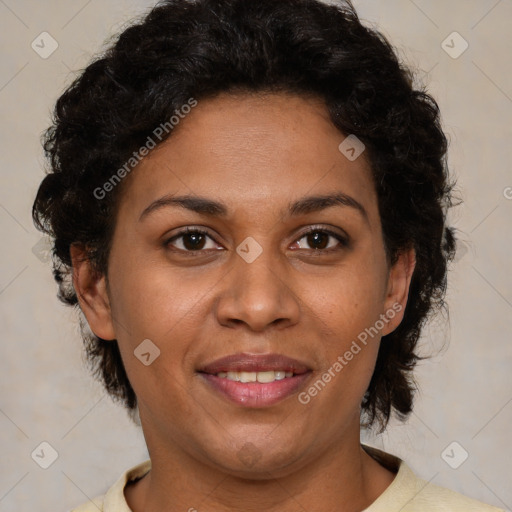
164, 226, 349, 254
291, 227, 349, 252
164, 227, 222, 252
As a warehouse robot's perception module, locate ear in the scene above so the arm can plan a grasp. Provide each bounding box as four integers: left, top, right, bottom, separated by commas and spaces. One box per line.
380, 247, 416, 336
70, 243, 116, 341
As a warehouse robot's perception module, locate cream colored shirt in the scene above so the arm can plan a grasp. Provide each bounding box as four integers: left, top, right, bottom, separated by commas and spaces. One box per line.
70, 445, 505, 511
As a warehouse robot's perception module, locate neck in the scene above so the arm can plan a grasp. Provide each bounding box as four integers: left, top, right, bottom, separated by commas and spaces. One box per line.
126, 425, 396, 512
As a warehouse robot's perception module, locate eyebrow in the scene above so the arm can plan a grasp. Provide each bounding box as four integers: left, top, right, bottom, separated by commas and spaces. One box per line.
138, 192, 369, 224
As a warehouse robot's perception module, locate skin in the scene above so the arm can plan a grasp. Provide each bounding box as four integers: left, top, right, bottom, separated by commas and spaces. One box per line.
71, 92, 416, 512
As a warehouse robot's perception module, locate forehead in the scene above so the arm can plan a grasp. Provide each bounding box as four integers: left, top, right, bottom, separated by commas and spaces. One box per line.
116, 92, 379, 227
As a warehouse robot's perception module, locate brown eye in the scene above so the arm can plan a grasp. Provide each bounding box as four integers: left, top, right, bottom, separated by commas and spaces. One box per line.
293, 228, 349, 252
165, 228, 222, 252
306, 231, 330, 249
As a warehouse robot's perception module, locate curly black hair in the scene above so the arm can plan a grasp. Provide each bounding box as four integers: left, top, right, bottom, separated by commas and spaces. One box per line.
32, 0, 457, 432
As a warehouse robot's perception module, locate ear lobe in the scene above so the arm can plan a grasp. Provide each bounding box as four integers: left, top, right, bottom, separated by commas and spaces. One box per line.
70, 243, 116, 341
381, 247, 416, 337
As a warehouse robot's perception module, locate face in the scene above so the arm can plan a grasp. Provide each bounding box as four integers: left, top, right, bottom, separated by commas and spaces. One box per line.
72, 92, 415, 478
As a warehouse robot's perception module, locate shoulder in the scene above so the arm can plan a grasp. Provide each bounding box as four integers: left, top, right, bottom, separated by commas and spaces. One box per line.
67, 459, 151, 512
362, 444, 505, 512
401, 470, 505, 511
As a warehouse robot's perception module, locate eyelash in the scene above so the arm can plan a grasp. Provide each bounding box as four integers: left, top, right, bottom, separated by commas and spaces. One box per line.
164, 226, 349, 254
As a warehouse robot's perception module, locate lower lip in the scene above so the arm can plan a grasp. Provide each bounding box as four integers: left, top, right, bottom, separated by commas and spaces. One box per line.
199, 373, 311, 407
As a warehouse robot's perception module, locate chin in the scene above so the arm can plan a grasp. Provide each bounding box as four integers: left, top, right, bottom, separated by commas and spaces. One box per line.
201, 437, 307, 480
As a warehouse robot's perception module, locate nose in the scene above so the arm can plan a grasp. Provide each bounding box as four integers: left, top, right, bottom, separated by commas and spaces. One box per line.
215, 247, 301, 332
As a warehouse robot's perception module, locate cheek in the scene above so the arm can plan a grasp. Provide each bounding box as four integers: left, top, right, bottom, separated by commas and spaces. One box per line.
300, 260, 387, 406
301, 283, 383, 426
107, 259, 199, 411
108, 254, 201, 341
308, 266, 387, 344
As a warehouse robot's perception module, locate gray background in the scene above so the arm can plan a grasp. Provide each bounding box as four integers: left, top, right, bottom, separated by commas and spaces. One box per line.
0, 1, 511, 510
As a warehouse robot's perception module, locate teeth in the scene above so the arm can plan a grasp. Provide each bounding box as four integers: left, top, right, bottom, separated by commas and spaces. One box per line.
239, 371, 257, 383
257, 371, 275, 383
216, 370, 295, 382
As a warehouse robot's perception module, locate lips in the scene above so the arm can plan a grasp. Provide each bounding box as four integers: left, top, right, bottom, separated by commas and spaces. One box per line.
198, 353, 311, 375
197, 353, 312, 407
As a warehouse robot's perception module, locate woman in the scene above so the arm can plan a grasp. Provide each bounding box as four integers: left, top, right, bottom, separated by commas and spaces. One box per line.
32, 0, 504, 510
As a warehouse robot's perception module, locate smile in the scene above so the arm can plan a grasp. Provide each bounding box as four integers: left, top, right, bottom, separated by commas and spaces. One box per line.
199, 372, 311, 407
197, 352, 312, 407
216, 370, 294, 382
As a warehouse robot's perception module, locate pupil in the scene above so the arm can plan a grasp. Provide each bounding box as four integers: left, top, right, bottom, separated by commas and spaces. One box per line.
308, 232, 327, 249
184, 233, 205, 250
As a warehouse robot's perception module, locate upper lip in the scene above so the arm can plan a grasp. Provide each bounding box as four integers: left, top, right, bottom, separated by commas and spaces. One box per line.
198, 353, 311, 375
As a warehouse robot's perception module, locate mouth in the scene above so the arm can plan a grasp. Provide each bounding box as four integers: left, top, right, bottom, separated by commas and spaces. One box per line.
215, 369, 296, 382
197, 353, 312, 407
